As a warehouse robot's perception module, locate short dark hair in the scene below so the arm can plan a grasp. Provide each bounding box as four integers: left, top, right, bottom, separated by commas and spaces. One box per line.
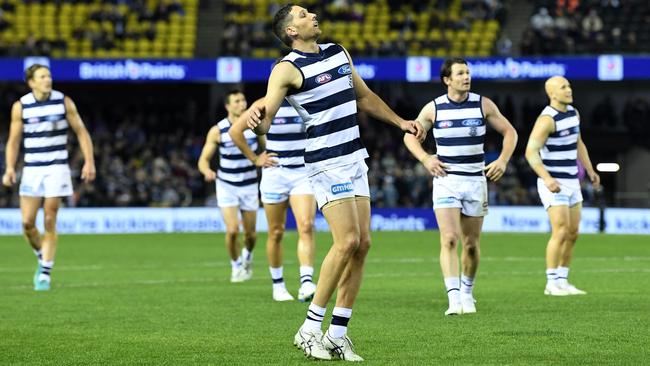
272, 4, 295, 47
440, 58, 467, 83
224, 89, 243, 105
25, 64, 50, 82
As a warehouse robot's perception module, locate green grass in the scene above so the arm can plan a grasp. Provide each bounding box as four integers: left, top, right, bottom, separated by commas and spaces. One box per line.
1, 232, 649, 365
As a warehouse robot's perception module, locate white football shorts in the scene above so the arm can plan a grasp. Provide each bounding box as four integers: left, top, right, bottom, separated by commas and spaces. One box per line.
432, 175, 488, 217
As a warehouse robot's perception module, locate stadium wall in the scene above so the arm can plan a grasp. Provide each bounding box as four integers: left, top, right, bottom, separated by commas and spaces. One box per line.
0, 207, 648, 235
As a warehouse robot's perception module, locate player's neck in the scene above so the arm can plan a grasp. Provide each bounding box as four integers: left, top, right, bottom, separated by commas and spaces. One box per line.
550, 101, 568, 112
32, 90, 50, 102
292, 40, 319, 55
447, 90, 469, 103
227, 113, 239, 123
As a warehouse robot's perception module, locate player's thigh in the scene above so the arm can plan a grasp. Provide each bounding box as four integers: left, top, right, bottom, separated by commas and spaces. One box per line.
355, 197, 371, 246
568, 202, 582, 233
20, 196, 42, 225
460, 214, 484, 243
547, 205, 571, 231
220, 206, 241, 231
289, 194, 316, 231
434, 207, 462, 240
240, 209, 257, 234
264, 200, 289, 230
322, 198, 361, 245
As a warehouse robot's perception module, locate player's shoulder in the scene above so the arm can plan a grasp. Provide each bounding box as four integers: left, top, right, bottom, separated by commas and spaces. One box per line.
51, 90, 65, 100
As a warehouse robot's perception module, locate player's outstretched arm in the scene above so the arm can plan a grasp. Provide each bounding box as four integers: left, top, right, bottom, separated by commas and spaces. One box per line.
482, 97, 517, 182
197, 126, 219, 182
403, 101, 447, 177
65, 96, 96, 183
247, 62, 299, 135
231, 99, 277, 168
2, 102, 23, 187
341, 47, 425, 142
525, 115, 560, 193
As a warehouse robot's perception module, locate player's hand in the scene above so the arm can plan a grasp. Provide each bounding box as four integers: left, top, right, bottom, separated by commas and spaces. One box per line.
81, 162, 96, 183
247, 105, 266, 133
421, 155, 447, 177
203, 169, 217, 182
588, 170, 601, 190
254, 151, 278, 168
2, 169, 16, 187
484, 159, 507, 181
543, 177, 561, 193
401, 120, 426, 143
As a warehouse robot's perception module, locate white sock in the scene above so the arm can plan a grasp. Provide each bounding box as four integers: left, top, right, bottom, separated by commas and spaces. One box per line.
231, 258, 242, 271
546, 268, 558, 285
242, 248, 253, 262
444, 277, 460, 305
303, 303, 326, 333
328, 307, 352, 338
556, 266, 569, 285
460, 274, 474, 297
269, 266, 285, 291
39, 260, 54, 282
33, 249, 42, 261
300, 265, 314, 285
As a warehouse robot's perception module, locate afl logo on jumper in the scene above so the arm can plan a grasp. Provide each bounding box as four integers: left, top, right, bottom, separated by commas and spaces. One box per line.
315, 73, 332, 84
438, 121, 453, 128
275, 118, 287, 124
338, 65, 351, 75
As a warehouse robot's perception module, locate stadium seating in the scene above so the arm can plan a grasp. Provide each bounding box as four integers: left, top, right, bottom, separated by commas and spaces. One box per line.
222, 0, 504, 58
0, 0, 198, 58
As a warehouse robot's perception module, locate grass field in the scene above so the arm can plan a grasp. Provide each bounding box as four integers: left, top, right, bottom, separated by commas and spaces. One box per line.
1, 231, 649, 365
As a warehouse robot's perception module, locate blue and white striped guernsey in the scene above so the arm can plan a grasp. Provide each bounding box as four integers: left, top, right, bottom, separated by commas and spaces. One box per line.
266, 100, 306, 168
216, 118, 258, 187
433, 92, 485, 178
540, 105, 580, 180
20, 90, 69, 168
281, 43, 368, 174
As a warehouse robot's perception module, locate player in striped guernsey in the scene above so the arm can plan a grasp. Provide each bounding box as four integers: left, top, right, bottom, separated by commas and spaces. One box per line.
404, 58, 517, 316
525, 76, 600, 296
242, 4, 424, 361
2, 64, 96, 291
198, 90, 276, 283
230, 99, 318, 303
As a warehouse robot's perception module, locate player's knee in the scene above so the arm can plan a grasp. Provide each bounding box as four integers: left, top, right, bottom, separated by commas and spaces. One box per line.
552, 224, 569, 241
336, 234, 360, 258
357, 234, 371, 256
567, 229, 579, 243
244, 231, 256, 243
268, 226, 284, 243
43, 214, 57, 232
296, 218, 314, 237
225, 227, 239, 240
22, 221, 36, 232
464, 241, 480, 257
440, 232, 460, 250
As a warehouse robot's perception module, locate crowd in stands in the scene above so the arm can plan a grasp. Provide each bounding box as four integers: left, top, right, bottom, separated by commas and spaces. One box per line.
222, 0, 507, 58
522, 0, 650, 55
2, 82, 643, 209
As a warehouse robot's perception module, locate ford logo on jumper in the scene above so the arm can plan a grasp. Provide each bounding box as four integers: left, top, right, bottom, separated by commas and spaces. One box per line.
331, 182, 353, 194
462, 119, 482, 127
316, 73, 332, 84
338, 65, 351, 75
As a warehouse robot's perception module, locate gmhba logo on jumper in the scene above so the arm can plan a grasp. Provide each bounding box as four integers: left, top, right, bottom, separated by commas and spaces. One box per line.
331, 182, 353, 195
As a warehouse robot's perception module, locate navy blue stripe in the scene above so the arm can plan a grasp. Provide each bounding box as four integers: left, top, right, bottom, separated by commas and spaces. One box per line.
279, 164, 305, 169
308, 309, 324, 318
24, 159, 68, 167
304, 138, 365, 163
267, 132, 307, 141
546, 143, 577, 152
291, 44, 344, 68
272, 278, 284, 284
435, 101, 481, 111
218, 166, 256, 174
436, 136, 485, 146
446, 171, 484, 176
307, 114, 357, 138
219, 127, 230, 133
552, 110, 577, 121
218, 177, 258, 186
331, 315, 350, 327
23, 128, 68, 138
22, 114, 65, 124
306, 315, 322, 322
549, 172, 578, 179
301, 88, 356, 115
435, 118, 484, 129
438, 154, 484, 164
302, 63, 352, 91
268, 149, 304, 158
21, 99, 64, 109
220, 154, 247, 160
24, 144, 67, 154
543, 159, 576, 167
447, 288, 460, 293
549, 126, 579, 138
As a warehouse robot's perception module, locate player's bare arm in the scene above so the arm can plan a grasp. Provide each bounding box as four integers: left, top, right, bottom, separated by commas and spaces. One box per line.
404, 101, 447, 177
2, 102, 23, 187
247, 62, 300, 135
197, 126, 220, 181
65, 96, 96, 183
482, 97, 517, 182
232, 98, 278, 168
525, 115, 561, 193
342, 48, 425, 142
577, 134, 600, 189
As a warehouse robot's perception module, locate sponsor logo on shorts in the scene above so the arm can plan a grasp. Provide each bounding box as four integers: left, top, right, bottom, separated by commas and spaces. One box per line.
435, 197, 456, 205
438, 121, 453, 128
554, 194, 570, 202
338, 65, 351, 75
315, 73, 332, 84
462, 119, 482, 127
20, 185, 33, 193
331, 182, 353, 195
263, 192, 284, 200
